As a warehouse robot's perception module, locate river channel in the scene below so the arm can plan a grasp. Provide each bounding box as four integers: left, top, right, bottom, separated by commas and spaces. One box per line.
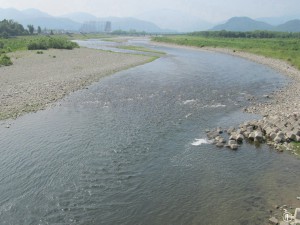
0, 38, 299, 225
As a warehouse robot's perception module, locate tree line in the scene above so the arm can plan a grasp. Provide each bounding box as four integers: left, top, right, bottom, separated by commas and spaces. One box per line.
189, 30, 300, 39
0, 19, 42, 38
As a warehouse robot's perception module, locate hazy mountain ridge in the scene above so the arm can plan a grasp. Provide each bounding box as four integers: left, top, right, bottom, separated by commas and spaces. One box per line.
0, 8, 167, 32
136, 9, 213, 32
211, 17, 300, 32
0, 8, 81, 30
62, 12, 168, 32
276, 20, 300, 32
1, 8, 299, 33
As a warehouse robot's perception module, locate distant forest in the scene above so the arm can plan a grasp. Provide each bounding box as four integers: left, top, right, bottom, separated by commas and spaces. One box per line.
0, 19, 30, 38
189, 30, 300, 38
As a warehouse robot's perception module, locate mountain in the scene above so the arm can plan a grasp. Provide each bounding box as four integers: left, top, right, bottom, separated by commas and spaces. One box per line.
61, 12, 98, 23
22, 8, 52, 18
22, 17, 81, 30
136, 9, 213, 32
211, 17, 273, 31
257, 15, 300, 26
276, 19, 300, 32
211, 17, 300, 32
0, 8, 26, 22
101, 17, 165, 32
0, 8, 81, 30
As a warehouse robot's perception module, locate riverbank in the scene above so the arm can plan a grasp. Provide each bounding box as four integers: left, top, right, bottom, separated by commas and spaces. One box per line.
152, 41, 300, 115
153, 41, 300, 154
0, 48, 153, 121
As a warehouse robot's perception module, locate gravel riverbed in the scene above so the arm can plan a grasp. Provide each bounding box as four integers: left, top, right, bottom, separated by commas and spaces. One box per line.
0, 48, 151, 121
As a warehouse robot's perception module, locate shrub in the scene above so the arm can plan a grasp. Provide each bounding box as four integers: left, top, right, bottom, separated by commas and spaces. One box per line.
0, 54, 13, 66
28, 38, 49, 50
5, 47, 12, 52
27, 37, 79, 50
48, 37, 79, 49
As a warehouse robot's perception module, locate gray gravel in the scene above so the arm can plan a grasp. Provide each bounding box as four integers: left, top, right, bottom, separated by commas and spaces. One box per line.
0, 48, 151, 120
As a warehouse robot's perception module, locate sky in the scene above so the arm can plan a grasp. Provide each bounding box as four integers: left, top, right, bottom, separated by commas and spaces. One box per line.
0, 0, 299, 23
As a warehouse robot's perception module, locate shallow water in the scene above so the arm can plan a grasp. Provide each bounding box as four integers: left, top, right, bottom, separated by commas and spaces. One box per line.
0, 39, 299, 225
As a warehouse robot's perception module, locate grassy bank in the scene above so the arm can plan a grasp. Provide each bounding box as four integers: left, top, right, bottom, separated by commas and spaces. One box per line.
0, 36, 79, 66
291, 142, 300, 156
116, 45, 166, 55
152, 35, 300, 69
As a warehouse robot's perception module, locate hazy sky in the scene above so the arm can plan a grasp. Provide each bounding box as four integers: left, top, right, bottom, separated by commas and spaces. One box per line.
0, 0, 299, 22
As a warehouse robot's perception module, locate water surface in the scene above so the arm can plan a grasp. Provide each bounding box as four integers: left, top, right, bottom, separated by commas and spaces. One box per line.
0, 39, 299, 225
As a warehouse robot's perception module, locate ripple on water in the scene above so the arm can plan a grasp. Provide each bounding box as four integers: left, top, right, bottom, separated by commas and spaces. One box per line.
0, 40, 297, 225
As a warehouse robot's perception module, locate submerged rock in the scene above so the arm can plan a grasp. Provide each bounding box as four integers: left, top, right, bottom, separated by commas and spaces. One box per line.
230, 144, 238, 150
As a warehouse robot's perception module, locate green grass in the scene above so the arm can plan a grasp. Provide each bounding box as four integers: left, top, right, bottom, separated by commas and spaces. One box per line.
101, 37, 125, 43
0, 54, 12, 66
0, 35, 79, 66
291, 142, 300, 155
116, 45, 165, 55
59, 33, 112, 40
0, 36, 79, 52
152, 35, 300, 69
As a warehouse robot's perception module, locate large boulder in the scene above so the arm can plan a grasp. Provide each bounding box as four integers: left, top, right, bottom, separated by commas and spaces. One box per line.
230, 144, 238, 150
236, 134, 244, 143
229, 134, 237, 140
274, 136, 282, 143
216, 142, 224, 148
254, 131, 264, 142
207, 131, 219, 140
286, 132, 296, 141
247, 126, 254, 133
269, 132, 277, 140
248, 132, 255, 141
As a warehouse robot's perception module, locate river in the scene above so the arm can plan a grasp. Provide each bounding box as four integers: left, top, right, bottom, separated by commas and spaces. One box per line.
0, 38, 299, 225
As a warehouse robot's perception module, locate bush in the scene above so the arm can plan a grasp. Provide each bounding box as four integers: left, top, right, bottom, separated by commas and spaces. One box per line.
28, 38, 49, 50
27, 37, 79, 50
0, 54, 12, 66
48, 37, 79, 49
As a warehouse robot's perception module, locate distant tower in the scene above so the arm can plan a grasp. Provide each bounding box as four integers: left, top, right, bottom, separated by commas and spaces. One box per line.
104, 21, 112, 33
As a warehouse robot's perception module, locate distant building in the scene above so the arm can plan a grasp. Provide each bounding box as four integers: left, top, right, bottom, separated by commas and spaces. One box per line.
80, 21, 112, 33
104, 21, 112, 33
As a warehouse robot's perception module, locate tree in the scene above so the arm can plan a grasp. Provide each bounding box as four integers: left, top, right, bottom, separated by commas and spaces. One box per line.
27, 25, 34, 34
0, 19, 26, 37
37, 26, 42, 34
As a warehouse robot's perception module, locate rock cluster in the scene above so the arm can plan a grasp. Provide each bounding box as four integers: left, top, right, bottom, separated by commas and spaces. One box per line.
206, 112, 300, 153
206, 127, 242, 150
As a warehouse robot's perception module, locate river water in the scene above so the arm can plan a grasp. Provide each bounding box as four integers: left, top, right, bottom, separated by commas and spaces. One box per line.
0, 39, 299, 225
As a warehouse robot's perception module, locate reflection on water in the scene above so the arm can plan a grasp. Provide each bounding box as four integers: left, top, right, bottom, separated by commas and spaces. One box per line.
0, 39, 299, 225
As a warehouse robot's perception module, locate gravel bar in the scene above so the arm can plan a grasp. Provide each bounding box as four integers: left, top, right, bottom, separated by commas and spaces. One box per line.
0, 48, 152, 120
